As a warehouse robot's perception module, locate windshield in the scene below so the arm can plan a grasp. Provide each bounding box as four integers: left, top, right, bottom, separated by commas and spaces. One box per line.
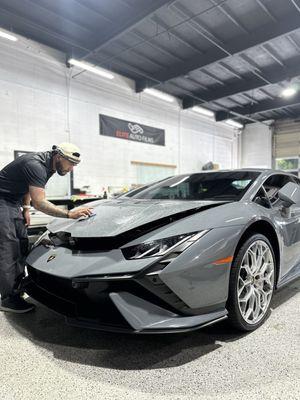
119, 177, 171, 198
131, 171, 260, 201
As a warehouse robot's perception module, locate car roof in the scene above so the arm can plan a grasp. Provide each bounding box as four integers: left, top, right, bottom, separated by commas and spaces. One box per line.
180, 169, 295, 177
172, 169, 266, 177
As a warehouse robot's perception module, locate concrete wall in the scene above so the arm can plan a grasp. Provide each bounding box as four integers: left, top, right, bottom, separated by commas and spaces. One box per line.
0, 36, 238, 196
241, 123, 272, 169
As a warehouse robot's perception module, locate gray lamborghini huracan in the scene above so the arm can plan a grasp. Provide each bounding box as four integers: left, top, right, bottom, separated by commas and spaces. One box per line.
24, 169, 300, 333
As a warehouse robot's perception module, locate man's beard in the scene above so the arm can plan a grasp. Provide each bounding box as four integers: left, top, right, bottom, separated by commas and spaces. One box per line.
56, 159, 68, 176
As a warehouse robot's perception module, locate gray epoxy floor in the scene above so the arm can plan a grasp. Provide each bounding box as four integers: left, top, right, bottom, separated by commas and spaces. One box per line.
0, 280, 299, 400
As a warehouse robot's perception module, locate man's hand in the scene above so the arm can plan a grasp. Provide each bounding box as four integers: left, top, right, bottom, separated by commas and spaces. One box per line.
68, 207, 93, 219
23, 209, 31, 227
29, 186, 93, 219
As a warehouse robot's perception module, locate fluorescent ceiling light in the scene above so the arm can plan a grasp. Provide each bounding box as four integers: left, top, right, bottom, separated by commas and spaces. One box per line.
192, 106, 215, 117
0, 30, 18, 42
143, 88, 174, 103
225, 119, 243, 129
68, 58, 114, 80
281, 87, 297, 98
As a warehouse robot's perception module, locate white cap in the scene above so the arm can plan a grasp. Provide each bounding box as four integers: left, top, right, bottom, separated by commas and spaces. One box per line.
53, 143, 81, 164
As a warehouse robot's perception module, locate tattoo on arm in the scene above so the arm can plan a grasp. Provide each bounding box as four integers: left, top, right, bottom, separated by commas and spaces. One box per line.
35, 199, 68, 218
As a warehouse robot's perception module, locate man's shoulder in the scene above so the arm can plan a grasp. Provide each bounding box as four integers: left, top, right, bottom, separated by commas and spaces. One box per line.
31, 151, 51, 163
21, 151, 52, 176
21, 152, 52, 187
23, 151, 51, 168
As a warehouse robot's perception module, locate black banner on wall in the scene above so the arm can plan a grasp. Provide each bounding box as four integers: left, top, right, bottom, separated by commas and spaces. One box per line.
99, 114, 165, 146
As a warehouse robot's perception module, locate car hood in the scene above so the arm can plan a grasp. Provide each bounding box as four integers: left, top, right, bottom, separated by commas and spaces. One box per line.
47, 199, 226, 237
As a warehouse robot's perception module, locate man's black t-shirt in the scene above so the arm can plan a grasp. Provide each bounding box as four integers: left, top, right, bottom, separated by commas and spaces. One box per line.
0, 151, 55, 204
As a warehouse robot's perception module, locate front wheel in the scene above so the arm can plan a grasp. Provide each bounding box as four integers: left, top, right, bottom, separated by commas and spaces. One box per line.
227, 234, 276, 331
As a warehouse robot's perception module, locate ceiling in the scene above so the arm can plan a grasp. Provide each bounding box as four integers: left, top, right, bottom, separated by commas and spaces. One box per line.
1, 0, 300, 124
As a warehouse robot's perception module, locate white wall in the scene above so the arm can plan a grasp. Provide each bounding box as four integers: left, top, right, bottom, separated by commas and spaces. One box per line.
0, 36, 238, 195
241, 123, 272, 168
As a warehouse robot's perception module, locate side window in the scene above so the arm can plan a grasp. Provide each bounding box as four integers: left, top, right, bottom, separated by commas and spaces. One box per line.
253, 187, 271, 208
253, 174, 295, 208
263, 175, 295, 206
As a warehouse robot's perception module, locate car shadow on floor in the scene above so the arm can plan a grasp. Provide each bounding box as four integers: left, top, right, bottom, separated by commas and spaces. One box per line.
4, 278, 299, 370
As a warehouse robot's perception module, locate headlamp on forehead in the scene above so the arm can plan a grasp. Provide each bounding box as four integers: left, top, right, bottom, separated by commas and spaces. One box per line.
52, 143, 81, 164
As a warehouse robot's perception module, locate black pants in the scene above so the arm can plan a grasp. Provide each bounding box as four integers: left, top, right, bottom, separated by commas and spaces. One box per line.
0, 199, 29, 300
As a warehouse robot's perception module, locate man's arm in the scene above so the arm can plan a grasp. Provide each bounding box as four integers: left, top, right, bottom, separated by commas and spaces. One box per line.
23, 192, 31, 207
22, 192, 31, 226
29, 186, 92, 219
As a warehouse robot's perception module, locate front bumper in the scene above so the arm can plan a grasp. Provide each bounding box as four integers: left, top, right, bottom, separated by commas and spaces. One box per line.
24, 265, 227, 334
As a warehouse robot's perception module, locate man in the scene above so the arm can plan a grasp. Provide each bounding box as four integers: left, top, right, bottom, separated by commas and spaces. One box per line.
0, 143, 92, 313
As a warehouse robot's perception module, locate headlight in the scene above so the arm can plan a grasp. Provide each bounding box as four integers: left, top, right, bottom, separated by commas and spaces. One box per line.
122, 231, 208, 260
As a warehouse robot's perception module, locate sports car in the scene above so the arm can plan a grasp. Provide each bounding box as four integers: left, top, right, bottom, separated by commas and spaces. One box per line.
24, 169, 300, 333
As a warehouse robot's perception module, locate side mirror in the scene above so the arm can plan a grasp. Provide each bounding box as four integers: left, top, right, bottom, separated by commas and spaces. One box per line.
278, 182, 300, 208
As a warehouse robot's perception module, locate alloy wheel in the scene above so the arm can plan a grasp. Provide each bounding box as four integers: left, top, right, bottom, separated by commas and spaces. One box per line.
237, 240, 275, 325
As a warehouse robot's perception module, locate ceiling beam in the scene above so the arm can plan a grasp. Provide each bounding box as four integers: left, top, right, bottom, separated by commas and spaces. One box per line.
0, 6, 92, 54
182, 55, 300, 108
215, 92, 300, 121
80, 0, 172, 60
135, 12, 300, 92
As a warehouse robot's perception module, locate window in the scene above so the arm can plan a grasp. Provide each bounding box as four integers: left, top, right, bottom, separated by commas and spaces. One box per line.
275, 157, 299, 177
253, 174, 298, 208
131, 161, 176, 185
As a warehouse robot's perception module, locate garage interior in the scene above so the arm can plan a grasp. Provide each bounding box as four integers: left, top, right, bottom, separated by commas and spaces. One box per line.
0, 0, 299, 399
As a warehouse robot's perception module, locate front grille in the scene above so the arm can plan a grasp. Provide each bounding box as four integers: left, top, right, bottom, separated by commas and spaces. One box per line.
26, 266, 131, 328
26, 263, 189, 319
27, 265, 77, 300
26, 280, 77, 317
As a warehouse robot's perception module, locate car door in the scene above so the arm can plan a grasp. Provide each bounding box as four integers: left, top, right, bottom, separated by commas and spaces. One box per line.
262, 174, 300, 282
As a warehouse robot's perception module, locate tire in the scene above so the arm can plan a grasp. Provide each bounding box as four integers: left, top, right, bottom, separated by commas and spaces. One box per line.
227, 233, 276, 331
